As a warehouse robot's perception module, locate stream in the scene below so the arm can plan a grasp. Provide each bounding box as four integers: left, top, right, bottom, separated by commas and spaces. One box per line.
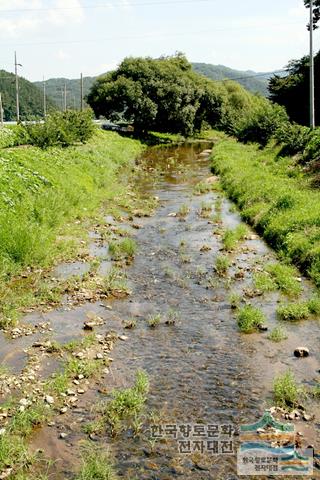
1, 141, 320, 479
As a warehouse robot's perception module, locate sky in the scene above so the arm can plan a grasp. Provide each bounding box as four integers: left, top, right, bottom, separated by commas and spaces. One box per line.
0, 0, 318, 81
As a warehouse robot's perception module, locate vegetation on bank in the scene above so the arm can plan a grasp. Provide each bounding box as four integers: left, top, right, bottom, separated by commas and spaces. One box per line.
0, 110, 95, 149
212, 136, 320, 287
0, 130, 143, 326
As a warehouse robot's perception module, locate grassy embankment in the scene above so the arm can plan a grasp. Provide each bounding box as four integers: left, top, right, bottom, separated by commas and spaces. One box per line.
0, 130, 145, 327
211, 136, 320, 288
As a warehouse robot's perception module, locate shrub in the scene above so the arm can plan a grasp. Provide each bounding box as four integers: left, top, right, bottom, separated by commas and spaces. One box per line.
236, 305, 266, 333
24, 109, 95, 149
273, 370, 299, 408
275, 122, 311, 156
215, 254, 230, 276
236, 101, 288, 148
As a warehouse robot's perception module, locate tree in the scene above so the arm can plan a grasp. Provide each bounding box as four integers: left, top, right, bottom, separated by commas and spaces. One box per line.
304, 0, 320, 29
87, 54, 234, 136
268, 52, 320, 126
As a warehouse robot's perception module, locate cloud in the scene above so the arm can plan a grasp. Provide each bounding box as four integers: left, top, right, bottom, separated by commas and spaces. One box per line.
56, 49, 70, 60
0, 0, 85, 38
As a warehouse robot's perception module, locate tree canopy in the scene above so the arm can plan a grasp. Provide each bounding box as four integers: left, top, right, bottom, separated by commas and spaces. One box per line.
87, 54, 271, 136
304, 0, 320, 29
268, 51, 320, 126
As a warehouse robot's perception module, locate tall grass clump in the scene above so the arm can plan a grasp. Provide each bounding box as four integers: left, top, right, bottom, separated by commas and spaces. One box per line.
222, 224, 248, 251
75, 446, 118, 480
236, 305, 266, 333
273, 370, 299, 408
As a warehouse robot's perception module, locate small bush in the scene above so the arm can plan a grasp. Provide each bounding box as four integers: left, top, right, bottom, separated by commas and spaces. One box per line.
275, 122, 311, 156
237, 305, 266, 333
253, 272, 277, 293
273, 370, 299, 408
76, 446, 118, 480
24, 109, 95, 149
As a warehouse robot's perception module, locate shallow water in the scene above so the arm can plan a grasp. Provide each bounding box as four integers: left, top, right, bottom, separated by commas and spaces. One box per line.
2, 142, 320, 479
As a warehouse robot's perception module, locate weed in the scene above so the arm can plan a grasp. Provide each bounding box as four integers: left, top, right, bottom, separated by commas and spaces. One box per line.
193, 181, 212, 195
273, 370, 299, 408
109, 238, 137, 259
306, 296, 320, 315
177, 204, 190, 218
215, 255, 230, 276
124, 319, 137, 329
215, 197, 223, 212
253, 272, 277, 293
75, 445, 118, 480
103, 371, 149, 435
268, 326, 288, 342
211, 212, 222, 224
103, 268, 130, 296
265, 263, 301, 296
228, 292, 242, 309
277, 302, 310, 321
199, 201, 212, 218
165, 308, 180, 325
237, 305, 266, 333
222, 224, 249, 251
147, 314, 161, 328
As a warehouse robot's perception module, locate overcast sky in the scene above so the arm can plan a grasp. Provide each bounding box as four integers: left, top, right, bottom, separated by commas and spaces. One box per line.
0, 0, 317, 81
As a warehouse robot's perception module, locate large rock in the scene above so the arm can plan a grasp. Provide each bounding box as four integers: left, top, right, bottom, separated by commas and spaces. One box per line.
294, 347, 310, 358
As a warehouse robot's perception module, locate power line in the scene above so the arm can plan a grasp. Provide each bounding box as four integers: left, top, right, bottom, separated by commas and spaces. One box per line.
0, 21, 302, 48
0, 0, 216, 14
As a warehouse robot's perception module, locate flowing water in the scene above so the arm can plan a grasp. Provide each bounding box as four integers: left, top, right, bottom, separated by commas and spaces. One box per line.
1, 142, 320, 479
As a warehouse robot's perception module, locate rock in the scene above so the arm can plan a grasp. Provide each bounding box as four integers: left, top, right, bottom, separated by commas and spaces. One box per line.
19, 398, 28, 407
66, 389, 76, 396
168, 213, 177, 217
258, 325, 268, 332
60, 407, 68, 414
0, 428, 6, 435
257, 428, 265, 434
77, 374, 84, 380
303, 414, 313, 422
205, 175, 219, 184
118, 335, 128, 341
294, 347, 310, 358
45, 395, 54, 405
77, 389, 85, 394
59, 433, 67, 439
96, 353, 104, 360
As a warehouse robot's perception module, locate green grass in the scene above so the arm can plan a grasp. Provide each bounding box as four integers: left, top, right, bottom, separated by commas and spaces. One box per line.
199, 201, 212, 218
177, 204, 190, 218
273, 370, 299, 408
236, 305, 266, 333
0, 131, 144, 327
101, 371, 149, 436
253, 272, 277, 293
228, 292, 242, 309
147, 313, 161, 328
108, 238, 137, 259
268, 326, 288, 342
212, 136, 320, 287
265, 263, 301, 296
222, 224, 249, 251
277, 302, 310, 321
75, 446, 118, 480
215, 254, 230, 276
103, 268, 130, 296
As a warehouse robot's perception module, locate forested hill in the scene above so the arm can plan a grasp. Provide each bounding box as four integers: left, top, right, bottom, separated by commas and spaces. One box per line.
0, 70, 56, 120
34, 63, 270, 109
192, 63, 269, 96
34, 77, 95, 110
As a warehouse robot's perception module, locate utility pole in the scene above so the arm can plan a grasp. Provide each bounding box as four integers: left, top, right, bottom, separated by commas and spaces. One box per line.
0, 93, 3, 127
64, 82, 67, 111
80, 72, 84, 111
43, 76, 47, 118
310, 0, 315, 129
15, 51, 21, 123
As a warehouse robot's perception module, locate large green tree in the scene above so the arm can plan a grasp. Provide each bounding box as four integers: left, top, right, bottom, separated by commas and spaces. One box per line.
304, 0, 320, 28
87, 54, 227, 136
268, 51, 320, 126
